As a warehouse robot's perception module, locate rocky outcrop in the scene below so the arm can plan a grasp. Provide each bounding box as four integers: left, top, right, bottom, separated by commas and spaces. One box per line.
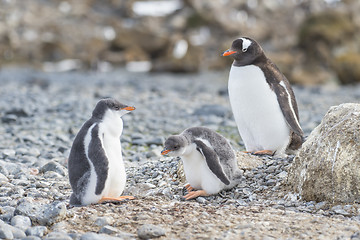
287, 103, 360, 203
1, 0, 360, 81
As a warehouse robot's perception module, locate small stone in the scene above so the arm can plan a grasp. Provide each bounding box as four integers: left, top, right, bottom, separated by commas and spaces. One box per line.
315, 201, 327, 210
1, 114, 17, 123
331, 205, 351, 216
8, 225, 26, 239
27, 148, 41, 157
0, 173, 9, 183
264, 179, 276, 186
43, 231, 72, 240
0, 220, 14, 240
11, 215, 32, 231
351, 232, 360, 240
277, 171, 288, 179
115, 231, 136, 239
5, 108, 29, 117
265, 166, 277, 173
25, 226, 48, 237
40, 161, 67, 176
15, 200, 66, 226
137, 224, 166, 239
99, 225, 120, 234
0, 206, 16, 222
80, 232, 123, 240
21, 236, 42, 240
196, 197, 207, 204
94, 216, 114, 227
2, 149, 16, 158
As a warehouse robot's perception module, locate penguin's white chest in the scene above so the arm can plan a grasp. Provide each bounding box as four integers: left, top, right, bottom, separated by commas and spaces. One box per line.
228, 65, 290, 153
100, 130, 126, 197
181, 144, 225, 195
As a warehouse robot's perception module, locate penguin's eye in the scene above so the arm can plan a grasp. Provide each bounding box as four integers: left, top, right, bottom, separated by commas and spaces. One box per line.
174, 146, 179, 150
114, 106, 120, 110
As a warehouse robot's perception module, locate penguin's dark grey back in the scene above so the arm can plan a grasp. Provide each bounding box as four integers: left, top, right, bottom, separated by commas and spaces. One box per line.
183, 127, 240, 182
68, 118, 96, 196
183, 127, 236, 161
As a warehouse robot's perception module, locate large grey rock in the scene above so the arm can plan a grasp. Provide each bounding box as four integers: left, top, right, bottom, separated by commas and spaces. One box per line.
287, 103, 360, 203
15, 200, 66, 226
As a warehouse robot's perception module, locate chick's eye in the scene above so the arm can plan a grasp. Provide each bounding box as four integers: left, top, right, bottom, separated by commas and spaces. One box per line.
174, 146, 179, 150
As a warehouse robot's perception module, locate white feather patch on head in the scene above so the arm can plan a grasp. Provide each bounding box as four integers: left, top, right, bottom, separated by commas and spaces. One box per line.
239, 38, 252, 52
279, 81, 302, 130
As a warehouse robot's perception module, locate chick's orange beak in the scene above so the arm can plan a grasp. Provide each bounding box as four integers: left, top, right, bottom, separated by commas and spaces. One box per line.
222, 50, 237, 56
123, 106, 136, 111
161, 149, 171, 155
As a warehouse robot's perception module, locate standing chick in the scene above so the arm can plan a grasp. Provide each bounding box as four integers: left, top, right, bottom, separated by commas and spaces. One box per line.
68, 98, 135, 206
161, 127, 242, 200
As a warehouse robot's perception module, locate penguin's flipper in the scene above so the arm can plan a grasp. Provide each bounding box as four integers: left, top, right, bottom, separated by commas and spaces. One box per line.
265, 64, 303, 137
88, 124, 109, 195
194, 139, 230, 185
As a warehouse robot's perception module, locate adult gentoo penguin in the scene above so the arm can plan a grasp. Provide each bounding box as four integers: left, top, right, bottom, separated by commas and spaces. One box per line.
161, 127, 242, 200
222, 37, 303, 156
68, 98, 135, 206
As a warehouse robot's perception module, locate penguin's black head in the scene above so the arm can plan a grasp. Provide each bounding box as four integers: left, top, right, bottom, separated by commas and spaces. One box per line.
92, 98, 135, 119
222, 37, 265, 66
161, 135, 187, 156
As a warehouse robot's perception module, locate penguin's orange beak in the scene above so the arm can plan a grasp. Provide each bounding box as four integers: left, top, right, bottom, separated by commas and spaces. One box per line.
161, 149, 171, 155
222, 49, 237, 56
123, 106, 136, 111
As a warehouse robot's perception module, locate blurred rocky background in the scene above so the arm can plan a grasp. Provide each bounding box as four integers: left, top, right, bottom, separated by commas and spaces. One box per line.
0, 0, 360, 85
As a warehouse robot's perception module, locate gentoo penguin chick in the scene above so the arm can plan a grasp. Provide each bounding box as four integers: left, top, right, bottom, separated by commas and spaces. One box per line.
161, 127, 242, 200
68, 98, 135, 206
222, 37, 304, 156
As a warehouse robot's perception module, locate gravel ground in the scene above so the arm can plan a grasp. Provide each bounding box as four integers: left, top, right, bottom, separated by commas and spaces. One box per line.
0, 67, 360, 240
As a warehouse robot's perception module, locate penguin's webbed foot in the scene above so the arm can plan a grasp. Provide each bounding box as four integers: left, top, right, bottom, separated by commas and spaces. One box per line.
184, 183, 194, 192
183, 190, 208, 200
99, 196, 135, 203
252, 150, 274, 156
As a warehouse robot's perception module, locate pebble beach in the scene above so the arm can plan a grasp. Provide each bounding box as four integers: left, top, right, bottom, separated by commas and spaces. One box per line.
1, 67, 360, 239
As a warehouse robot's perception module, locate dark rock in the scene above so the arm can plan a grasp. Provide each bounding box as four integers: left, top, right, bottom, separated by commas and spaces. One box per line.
39, 161, 67, 176
1, 115, 17, 123
5, 108, 29, 117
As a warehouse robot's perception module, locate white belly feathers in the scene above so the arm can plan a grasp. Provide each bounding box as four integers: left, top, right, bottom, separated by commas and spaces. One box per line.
181, 144, 225, 195
99, 125, 126, 198
228, 65, 290, 153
